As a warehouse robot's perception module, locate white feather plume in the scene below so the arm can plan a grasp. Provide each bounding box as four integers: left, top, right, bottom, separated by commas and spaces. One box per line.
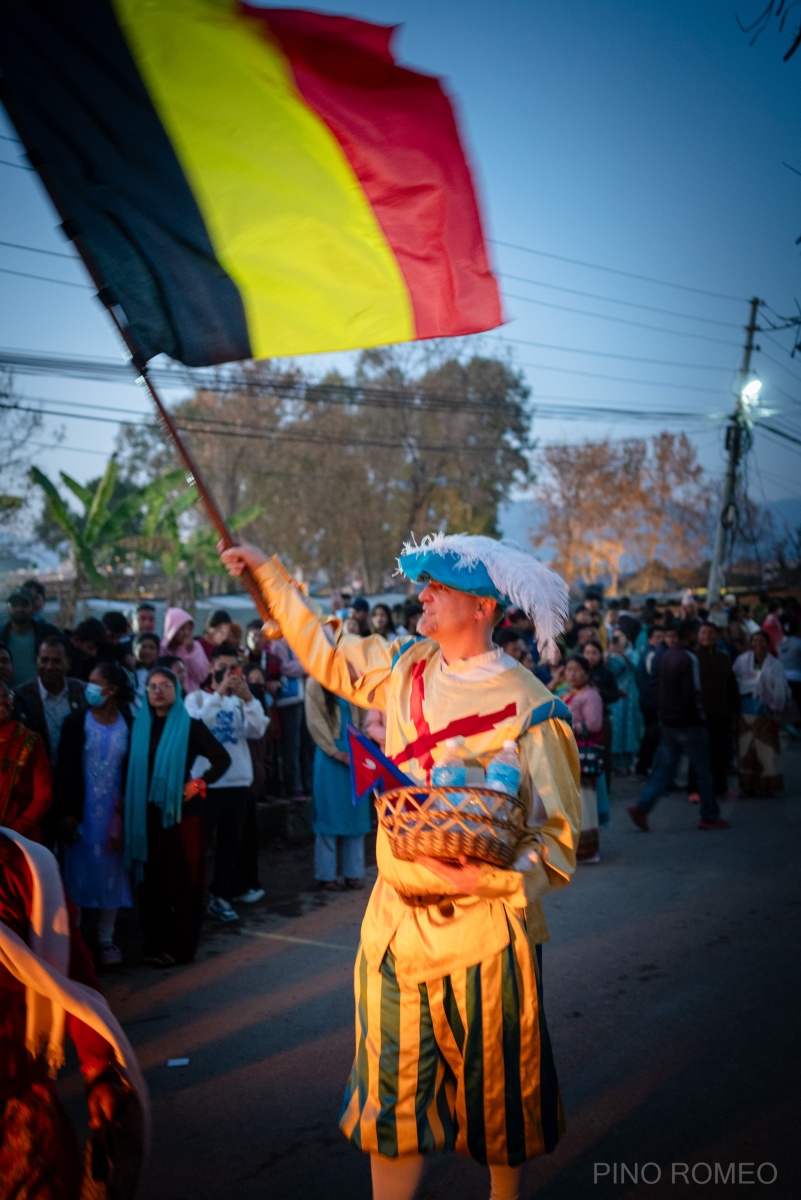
398, 532, 569, 663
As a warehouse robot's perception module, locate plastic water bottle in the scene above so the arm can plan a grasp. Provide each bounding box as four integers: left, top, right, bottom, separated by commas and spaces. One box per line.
431, 738, 467, 788
486, 740, 522, 802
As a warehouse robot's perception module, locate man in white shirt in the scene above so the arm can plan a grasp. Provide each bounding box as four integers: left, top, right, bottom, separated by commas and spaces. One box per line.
185, 642, 268, 922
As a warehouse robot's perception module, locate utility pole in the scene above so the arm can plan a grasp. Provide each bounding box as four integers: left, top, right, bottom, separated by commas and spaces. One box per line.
706, 296, 762, 604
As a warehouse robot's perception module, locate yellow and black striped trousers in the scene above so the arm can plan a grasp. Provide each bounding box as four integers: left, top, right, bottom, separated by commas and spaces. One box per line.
339, 916, 563, 1166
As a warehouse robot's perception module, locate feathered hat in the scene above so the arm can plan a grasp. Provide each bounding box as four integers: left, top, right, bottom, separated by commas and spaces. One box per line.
397, 532, 569, 663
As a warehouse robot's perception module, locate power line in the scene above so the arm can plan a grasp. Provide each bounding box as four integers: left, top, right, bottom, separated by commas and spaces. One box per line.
756, 422, 801, 448
503, 292, 741, 347
0, 134, 22, 145
486, 334, 735, 371
0, 400, 519, 455
19, 391, 723, 433
490, 238, 746, 303
0, 347, 730, 401
498, 272, 743, 329
0, 238, 77, 261
0, 265, 88, 290
0, 157, 32, 172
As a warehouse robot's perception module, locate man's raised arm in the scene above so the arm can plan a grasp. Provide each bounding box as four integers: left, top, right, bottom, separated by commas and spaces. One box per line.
221, 544, 394, 710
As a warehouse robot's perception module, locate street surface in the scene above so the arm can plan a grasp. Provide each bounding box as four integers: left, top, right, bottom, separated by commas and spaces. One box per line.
61, 742, 801, 1200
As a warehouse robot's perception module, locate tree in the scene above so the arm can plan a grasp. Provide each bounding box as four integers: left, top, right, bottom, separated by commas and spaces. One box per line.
532, 434, 710, 592
114, 347, 533, 592
31, 457, 195, 621
738, 0, 801, 60
0, 372, 46, 536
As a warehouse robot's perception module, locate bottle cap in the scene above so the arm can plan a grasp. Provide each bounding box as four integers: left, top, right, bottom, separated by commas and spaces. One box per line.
445, 737, 459, 749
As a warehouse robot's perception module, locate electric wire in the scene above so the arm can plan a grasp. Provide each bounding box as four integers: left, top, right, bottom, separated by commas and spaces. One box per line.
498, 272, 744, 329
486, 333, 736, 370
0, 347, 731, 398
0, 238, 76, 261
490, 238, 746, 302
0, 158, 32, 171
503, 292, 742, 346
0, 265, 88, 290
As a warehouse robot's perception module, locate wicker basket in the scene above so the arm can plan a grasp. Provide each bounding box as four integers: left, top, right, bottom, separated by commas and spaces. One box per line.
375, 785, 526, 868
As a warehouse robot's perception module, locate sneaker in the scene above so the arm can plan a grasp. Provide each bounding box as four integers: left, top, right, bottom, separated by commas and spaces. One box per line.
99, 943, 122, 966
698, 818, 731, 831
687, 792, 701, 804
626, 804, 649, 832
207, 895, 240, 922
233, 887, 265, 904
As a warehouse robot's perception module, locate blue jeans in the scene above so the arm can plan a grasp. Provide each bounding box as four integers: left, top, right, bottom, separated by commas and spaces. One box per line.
314, 834, 365, 882
636, 725, 720, 822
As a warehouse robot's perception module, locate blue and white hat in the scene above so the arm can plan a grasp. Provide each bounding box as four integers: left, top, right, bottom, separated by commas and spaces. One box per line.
397, 532, 569, 662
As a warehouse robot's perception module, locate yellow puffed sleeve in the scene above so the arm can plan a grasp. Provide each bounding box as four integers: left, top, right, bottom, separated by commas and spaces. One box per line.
254, 556, 395, 710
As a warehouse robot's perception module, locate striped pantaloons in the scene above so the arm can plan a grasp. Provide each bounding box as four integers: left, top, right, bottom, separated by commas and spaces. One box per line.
339, 916, 563, 1166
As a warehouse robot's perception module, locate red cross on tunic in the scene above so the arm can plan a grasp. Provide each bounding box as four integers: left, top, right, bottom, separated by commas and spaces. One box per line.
394, 660, 518, 780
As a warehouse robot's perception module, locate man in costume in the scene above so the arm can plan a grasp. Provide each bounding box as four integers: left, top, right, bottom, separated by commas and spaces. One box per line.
222, 533, 580, 1200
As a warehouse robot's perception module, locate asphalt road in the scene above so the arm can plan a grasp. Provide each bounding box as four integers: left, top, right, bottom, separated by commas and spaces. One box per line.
60, 740, 801, 1200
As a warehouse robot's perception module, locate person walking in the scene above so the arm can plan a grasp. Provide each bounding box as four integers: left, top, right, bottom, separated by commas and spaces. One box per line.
305, 678, 369, 890
627, 620, 729, 832
124, 667, 230, 966
185, 643, 268, 922
690, 622, 739, 801
58, 663, 134, 966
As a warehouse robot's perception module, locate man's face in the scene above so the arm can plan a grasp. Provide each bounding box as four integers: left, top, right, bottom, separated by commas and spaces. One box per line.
648, 630, 665, 649
8, 598, 33, 628
418, 580, 483, 644
37, 644, 68, 693
577, 625, 594, 646
664, 629, 678, 649
136, 608, 156, 634
23, 588, 44, 616
698, 625, 717, 649
575, 609, 592, 627
585, 597, 601, 615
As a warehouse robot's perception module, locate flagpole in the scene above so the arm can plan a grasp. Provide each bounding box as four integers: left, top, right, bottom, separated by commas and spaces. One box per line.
104, 303, 281, 633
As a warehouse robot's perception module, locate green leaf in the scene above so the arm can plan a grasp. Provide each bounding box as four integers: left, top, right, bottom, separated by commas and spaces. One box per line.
228, 504, 264, 532
31, 468, 81, 542
84, 456, 119, 542
59, 472, 93, 509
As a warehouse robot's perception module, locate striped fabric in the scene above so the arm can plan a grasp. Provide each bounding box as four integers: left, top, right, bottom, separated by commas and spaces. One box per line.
339, 916, 563, 1166
1, 1, 501, 366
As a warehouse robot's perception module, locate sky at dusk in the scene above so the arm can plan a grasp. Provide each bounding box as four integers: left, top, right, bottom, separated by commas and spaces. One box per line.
1, 0, 799, 523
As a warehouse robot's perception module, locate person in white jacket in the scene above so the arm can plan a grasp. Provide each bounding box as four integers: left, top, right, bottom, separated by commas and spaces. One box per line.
185, 642, 268, 922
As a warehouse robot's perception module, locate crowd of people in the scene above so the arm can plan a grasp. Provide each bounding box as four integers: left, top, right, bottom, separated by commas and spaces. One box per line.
498, 588, 798, 862
0, 581, 430, 970
1, 578, 798, 967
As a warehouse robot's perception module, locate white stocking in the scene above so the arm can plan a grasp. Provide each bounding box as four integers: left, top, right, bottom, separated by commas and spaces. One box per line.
370, 1154, 425, 1200
489, 1164, 523, 1200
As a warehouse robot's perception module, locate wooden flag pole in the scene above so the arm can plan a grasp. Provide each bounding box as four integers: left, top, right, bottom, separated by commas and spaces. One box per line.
103, 304, 281, 634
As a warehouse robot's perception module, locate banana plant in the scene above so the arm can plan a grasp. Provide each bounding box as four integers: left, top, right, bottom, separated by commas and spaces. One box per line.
31, 457, 197, 620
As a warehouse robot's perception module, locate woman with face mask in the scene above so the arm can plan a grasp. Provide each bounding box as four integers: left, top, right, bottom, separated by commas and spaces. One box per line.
57, 663, 135, 965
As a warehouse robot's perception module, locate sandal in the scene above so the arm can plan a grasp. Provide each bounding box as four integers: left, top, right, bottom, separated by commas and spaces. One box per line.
345, 878, 365, 891
319, 880, 344, 892
144, 951, 177, 968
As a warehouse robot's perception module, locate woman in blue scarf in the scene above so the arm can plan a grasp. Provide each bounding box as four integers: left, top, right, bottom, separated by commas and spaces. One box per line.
125, 668, 230, 966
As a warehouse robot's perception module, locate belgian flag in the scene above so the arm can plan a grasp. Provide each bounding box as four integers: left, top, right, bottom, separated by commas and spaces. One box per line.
1, 1, 503, 366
